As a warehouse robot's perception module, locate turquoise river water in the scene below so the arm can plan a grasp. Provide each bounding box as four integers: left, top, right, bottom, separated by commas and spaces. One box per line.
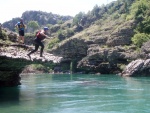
0, 74, 150, 113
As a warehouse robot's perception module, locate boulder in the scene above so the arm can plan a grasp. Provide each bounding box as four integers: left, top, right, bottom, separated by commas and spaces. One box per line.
121, 59, 150, 77
50, 38, 88, 59
7, 31, 18, 42
0, 27, 18, 42
78, 46, 130, 74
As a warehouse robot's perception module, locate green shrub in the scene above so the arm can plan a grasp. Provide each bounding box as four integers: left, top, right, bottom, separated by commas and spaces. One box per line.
66, 29, 74, 37
24, 33, 35, 38
73, 12, 85, 26
132, 33, 150, 47
24, 33, 35, 45
27, 21, 39, 32
142, 17, 150, 33
112, 13, 120, 20
57, 30, 66, 40
48, 37, 60, 49
117, 64, 126, 71
50, 24, 60, 33
0, 30, 7, 40
31, 64, 50, 73
33, 64, 44, 70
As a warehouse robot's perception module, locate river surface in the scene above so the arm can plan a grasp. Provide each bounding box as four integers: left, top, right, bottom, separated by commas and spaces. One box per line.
0, 74, 150, 113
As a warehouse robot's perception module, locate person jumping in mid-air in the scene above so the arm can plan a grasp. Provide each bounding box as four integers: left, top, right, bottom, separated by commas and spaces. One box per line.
27, 27, 50, 60
15, 18, 26, 44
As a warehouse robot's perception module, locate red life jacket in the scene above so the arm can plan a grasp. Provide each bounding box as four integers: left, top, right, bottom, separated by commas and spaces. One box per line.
36, 30, 45, 40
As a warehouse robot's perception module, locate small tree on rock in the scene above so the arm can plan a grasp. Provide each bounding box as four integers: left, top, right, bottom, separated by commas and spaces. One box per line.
27, 21, 39, 33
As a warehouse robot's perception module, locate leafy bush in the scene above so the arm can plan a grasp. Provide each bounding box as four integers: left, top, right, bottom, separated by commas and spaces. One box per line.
132, 33, 150, 47
50, 24, 60, 33
57, 30, 66, 41
66, 29, 74, 37
0, 30, 7, 40
24, 33, 35, 45
112, 13, 120, 19
73, 12, 85, 26
25, 33, 35, 38
31, 64, 50, 73
129, 0, 150, 33
117, 64, 126, 71
33, 64, 45, 70
27, 21, 39, 32
141, 17, 150, 33
48, 37, 60, 49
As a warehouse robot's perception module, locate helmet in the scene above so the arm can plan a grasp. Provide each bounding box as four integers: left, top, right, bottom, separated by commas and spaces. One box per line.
44, 27, 49, 31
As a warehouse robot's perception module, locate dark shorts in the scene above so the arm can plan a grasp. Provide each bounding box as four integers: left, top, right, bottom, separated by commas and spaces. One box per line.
34, 38, 44, 47
19, 30, 24, 36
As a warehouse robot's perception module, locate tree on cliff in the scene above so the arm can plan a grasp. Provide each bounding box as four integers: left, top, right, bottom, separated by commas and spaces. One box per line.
129, 0, 150, 47
27, 21, 39, 33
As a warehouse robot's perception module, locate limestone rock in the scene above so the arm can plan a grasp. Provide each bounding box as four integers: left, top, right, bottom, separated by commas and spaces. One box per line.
50, 38, 88, 59
106, 20, 135, 47
141, 41, 150, 54
7, 31, 18, 42
121, 59, 150, 77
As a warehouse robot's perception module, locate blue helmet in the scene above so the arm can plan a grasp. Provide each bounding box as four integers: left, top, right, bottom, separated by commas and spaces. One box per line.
44, 27, 49, 31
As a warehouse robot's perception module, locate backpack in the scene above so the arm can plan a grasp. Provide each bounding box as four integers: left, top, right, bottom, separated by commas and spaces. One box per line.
35, 30, 41, 37
18, 22, 25, 30
35, 30, 45, 40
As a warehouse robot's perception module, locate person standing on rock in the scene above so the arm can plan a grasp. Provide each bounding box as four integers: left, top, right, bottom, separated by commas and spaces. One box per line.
27, 27, 50, 59
15, 18, 26, 44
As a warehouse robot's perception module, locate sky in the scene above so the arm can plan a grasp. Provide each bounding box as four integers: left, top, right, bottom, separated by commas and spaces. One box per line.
0, 0, 116, 23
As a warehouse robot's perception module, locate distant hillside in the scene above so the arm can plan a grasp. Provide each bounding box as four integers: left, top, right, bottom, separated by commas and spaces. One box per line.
2, 10, 72, 32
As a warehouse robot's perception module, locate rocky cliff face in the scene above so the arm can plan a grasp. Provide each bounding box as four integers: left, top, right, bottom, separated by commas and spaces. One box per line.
0, 26, 63, 87
0, 56, 23, 87
49, 20, 141, 74
106, 20, 135, 46
120, 40, 150, 77
121, 59, 150, 77
50, 38, 88, 59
